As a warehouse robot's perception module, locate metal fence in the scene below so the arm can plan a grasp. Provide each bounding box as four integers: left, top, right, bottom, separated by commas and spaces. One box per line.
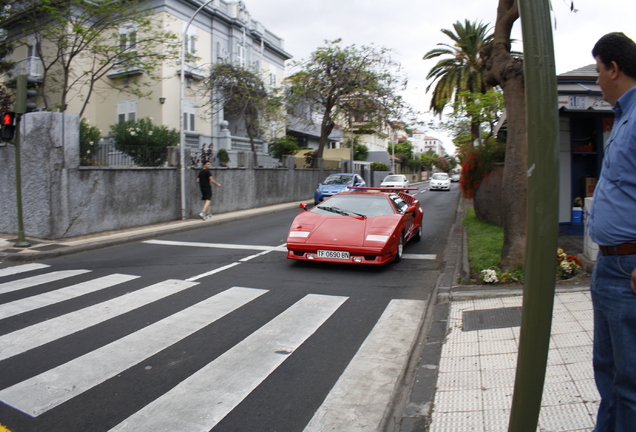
81, 142, 169, 167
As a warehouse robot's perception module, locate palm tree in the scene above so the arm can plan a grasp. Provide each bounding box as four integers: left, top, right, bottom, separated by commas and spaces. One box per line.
423, 20, 494, 140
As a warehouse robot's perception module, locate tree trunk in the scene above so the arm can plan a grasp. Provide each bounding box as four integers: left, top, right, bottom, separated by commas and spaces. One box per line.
480, 0, 527, 270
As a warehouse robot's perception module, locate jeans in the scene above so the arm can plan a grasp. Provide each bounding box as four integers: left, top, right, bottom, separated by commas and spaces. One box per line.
591, 253, 636, 432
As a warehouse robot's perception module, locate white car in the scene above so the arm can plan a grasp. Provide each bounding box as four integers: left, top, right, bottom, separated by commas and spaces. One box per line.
429, 173, 451, 191
380, 174, 409, 188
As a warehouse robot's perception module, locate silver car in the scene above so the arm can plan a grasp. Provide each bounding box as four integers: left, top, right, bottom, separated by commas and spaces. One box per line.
380, 174, 409, 188
429, 173, 451, 191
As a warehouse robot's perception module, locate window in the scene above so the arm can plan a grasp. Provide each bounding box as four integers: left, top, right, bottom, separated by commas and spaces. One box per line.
119, 23, 138, 53
183, 23, 197, 57
183, 100, 196, 131
117, 100, 137, 123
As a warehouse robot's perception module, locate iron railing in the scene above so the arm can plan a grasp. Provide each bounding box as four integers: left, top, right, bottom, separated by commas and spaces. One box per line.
81, 143, 169, 167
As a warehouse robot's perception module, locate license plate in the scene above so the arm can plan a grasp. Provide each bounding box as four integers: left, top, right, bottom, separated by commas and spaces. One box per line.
317, 250, 350, 259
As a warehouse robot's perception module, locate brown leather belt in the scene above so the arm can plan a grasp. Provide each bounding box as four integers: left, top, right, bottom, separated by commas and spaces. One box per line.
599, 243, 636, 256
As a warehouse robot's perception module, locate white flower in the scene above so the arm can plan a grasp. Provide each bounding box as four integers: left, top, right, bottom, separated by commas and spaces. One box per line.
148, 130, 153, 135
481, 269, 499, 284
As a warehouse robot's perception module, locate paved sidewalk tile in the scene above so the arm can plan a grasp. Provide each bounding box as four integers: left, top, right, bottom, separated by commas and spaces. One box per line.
429, 291, 599, 432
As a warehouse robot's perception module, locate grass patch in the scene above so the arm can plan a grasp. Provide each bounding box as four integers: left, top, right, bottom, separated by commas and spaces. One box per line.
463, 206, 503, 275
462, 207, 527, 284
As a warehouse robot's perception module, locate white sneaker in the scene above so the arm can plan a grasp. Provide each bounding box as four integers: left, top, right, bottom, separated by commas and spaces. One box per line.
199, 212, 206, 220
205, 213, 214, 220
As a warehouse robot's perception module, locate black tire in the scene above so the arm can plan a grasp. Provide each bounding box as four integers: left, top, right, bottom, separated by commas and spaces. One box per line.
414, 223, 422, 242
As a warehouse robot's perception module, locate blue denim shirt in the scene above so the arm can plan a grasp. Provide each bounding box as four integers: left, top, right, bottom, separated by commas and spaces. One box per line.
589, 85, 636, 246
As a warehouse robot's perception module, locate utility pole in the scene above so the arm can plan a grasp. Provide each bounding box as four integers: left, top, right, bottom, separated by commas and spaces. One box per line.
508, 0, 559, 430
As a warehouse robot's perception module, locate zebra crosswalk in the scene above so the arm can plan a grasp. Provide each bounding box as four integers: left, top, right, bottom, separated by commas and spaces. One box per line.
0, 263, 426, 432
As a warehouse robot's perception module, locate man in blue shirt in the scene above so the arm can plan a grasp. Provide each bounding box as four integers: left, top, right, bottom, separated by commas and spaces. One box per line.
588, 32, 636, 431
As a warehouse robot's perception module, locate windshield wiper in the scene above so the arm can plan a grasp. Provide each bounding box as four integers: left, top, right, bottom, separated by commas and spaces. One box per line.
317, 205, 367, 219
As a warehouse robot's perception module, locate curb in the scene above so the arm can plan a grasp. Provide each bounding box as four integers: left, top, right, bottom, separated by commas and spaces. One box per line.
0, 201, 309, 263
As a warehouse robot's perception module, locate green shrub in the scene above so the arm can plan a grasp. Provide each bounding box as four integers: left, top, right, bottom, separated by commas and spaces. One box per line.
79, 118, 102, 166
217, 148, 230, 166
268, 135, 299, 161
109, 118, 179, 166
370, 161, 388, 171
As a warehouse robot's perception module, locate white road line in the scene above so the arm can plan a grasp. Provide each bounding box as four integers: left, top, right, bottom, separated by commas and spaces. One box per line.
0, 287, 268, 417
304, 299, 426, 432
185, 262, 241, 282
0, 279, 198, 361
0, 263, 50, 278
109, 294, 349, 432
0, 270, 91, 295
403, 253, 437, 260
144, 239, 282, 251
0, 274, 139, 320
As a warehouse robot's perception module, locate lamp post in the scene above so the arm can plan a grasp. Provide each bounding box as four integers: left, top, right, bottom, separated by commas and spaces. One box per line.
179, 0, 215, 220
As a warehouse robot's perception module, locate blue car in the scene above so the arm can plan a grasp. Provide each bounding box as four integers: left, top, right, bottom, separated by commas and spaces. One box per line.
314, 173, 366, 204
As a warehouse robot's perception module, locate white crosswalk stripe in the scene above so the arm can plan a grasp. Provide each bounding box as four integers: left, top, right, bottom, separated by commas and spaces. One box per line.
109, 293, 348, 432
0, 287, 268, 417
0, 270, 91, 295
304, 299, 426, 431
0, 267, 425, 431
0, 279, 198, 361
0, 263, 50, 278
0, 274, 139, 320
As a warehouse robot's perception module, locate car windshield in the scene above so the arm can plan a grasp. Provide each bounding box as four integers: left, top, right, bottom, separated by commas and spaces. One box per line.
312, 195, 395, 217
383, 175, 403, 182
323, 175, 355, 185
432, 173, 449, 180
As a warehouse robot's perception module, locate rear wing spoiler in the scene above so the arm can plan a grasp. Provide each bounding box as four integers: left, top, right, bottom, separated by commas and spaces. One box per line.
348, 187, 418, 192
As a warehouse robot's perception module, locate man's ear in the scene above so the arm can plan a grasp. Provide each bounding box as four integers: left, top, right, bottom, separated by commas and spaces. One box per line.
609, 61, 621, 79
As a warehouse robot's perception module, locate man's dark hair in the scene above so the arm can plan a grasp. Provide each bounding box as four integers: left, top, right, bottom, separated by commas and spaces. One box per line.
202, 160, 209, 165
592, 32, 636, 80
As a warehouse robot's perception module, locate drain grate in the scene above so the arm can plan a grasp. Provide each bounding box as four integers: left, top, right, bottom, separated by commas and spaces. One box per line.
463, 306, 522, 331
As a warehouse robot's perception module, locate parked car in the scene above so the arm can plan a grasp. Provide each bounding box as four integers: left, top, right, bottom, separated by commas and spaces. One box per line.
314, 173, 366, 204
380, 174, 409, 189
451, 173, 461, 182
429, 173, 451, 191
287, 187, 423, 265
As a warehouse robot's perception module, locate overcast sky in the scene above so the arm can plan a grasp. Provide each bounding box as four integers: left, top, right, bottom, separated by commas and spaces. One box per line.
245, 0, 635, 154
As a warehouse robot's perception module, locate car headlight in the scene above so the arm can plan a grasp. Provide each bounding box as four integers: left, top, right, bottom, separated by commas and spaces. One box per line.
366, 235, 389, 242
315, 188, 321, 193
289, 231, 311, 238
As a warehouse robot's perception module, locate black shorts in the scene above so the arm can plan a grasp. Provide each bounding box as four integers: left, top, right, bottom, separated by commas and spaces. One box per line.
201, 189, 212, 200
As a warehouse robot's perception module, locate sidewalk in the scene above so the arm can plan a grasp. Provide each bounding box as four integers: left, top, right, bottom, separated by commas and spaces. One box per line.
397, 199, 597, 431
0, 201, 306, 263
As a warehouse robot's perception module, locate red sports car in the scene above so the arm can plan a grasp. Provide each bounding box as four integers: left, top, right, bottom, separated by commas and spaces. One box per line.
286, 187, 423, 265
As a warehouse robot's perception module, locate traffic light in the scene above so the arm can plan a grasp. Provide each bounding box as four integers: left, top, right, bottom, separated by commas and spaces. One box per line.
1, 112, 16, 141
15, 74, 38, 114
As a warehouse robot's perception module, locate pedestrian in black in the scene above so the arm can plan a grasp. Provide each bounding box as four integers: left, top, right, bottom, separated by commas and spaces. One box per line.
196, 160, 221, 220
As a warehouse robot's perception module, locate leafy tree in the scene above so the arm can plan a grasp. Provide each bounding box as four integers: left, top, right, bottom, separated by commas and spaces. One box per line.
206, 62, 282, 167
392, 141, 414, 160
478, 0, 528, 269
268, 135, 299, 161
0, 0, 180, 116
342, 136, 369, 161
110, 117, 178, 166
424, 20, 494, 141
288, 39, 411, 163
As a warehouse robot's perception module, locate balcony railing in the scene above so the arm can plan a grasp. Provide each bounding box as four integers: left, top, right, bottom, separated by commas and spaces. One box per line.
13, 57, 43, 79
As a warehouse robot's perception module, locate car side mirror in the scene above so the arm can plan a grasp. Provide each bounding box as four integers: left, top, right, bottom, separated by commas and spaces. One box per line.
300, 202, 309, 211
407, 205, 417, 213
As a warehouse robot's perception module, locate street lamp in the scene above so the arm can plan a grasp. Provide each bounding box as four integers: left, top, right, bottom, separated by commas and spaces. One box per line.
179, 0, 215, 220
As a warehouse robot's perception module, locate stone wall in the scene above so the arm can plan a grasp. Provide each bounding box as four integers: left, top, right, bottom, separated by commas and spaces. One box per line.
0, 113, 339, 239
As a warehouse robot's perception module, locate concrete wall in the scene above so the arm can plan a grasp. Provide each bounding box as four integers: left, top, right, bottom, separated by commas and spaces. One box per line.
0, 113, 339, 239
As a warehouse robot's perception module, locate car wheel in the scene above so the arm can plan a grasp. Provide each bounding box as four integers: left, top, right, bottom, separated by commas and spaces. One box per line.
394, 234, 404, 262
414, 224, 422, 242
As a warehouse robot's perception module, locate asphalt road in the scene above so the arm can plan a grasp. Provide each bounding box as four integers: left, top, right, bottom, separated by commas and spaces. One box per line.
0, 182, 461, 432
